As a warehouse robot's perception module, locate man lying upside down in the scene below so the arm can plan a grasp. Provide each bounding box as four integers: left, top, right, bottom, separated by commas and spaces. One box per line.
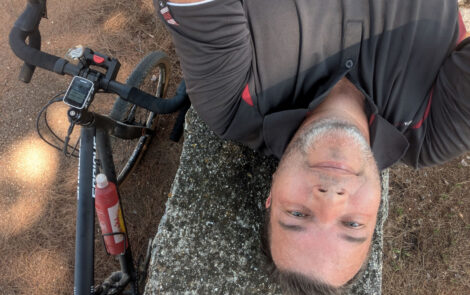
155, 0, 469, 293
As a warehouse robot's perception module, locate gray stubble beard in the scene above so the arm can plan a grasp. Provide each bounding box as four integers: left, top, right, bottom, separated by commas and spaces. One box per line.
281, 118, 378, 174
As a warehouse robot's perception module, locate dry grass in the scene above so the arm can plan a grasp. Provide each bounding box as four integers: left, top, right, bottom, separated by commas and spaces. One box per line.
383, 157, 470, 294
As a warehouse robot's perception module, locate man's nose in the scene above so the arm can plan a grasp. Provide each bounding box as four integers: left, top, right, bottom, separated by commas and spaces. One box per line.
313, 185, 348, 199
311, 184, 348, 223
311, 170, 359, 200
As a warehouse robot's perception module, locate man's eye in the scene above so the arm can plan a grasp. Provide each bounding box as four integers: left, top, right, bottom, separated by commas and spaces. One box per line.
290, 211, 305, 217
345, 221, 362, 228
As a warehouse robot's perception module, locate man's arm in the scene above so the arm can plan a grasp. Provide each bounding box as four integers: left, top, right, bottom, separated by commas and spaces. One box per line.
417, 37, 470, 167
155, 0, 262, 147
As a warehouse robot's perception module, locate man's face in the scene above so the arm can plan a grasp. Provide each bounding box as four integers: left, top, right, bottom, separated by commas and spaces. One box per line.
267, 119, 381, 287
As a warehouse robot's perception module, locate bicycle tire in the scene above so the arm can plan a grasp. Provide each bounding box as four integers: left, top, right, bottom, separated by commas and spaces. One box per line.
109, 51, 170, 185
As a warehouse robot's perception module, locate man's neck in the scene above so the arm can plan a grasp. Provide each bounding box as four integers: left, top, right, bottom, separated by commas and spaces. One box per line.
302, 77, 370, 143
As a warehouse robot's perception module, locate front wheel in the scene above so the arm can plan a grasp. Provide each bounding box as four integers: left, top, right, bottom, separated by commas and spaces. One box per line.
109, 51, 170, 185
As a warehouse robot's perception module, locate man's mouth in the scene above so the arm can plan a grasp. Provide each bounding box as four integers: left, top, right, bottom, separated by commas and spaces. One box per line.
309, 161, 359, 176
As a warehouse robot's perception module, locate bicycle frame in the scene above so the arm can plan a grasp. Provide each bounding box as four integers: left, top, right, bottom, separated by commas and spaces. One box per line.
75, 111, 143, 295
10, 2, 189, 293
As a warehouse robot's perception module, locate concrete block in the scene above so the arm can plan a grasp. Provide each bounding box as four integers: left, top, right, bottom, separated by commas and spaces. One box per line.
145, 108, 389, 294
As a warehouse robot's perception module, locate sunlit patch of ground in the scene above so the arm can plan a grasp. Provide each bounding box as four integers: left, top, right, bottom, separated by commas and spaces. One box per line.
7, 137, 59, 186
0, 136, 59, 237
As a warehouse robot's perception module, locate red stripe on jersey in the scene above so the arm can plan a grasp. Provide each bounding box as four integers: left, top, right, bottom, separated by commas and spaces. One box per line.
458, 11, 467, 45
369, 114, 376, 126
412, 13, 464, 130
412, 89, 434, 129
242, 84, 254, 106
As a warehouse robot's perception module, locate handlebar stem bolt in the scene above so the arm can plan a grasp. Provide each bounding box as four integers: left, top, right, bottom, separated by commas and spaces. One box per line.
68, 109, 81, 121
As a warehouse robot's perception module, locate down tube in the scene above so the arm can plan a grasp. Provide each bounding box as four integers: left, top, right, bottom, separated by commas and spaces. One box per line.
74, 126, 96, 295
96, 128, 138, 294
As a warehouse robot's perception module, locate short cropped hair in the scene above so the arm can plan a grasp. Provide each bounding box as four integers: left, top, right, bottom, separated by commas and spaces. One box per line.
260, 208, 368, 295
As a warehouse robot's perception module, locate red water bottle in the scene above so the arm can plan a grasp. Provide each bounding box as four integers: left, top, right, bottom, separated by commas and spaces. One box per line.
95, 173, 127, 255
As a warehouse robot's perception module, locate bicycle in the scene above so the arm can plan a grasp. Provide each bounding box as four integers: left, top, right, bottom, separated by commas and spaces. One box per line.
9, 1, 190, 294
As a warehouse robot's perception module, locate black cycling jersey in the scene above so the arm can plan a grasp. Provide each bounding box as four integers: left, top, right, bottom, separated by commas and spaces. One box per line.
157, 0, 469, 170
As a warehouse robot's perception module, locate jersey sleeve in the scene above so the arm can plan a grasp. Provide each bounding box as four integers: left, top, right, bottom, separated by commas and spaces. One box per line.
155, 0, 255, 138
417, 37, 470, 167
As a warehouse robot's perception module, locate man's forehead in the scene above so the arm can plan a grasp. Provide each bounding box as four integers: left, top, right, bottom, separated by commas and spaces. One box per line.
270, 219, 371, 287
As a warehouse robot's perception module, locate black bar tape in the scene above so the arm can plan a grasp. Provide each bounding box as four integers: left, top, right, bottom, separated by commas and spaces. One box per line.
53, 58, 68, 75
9, 27, 59, 72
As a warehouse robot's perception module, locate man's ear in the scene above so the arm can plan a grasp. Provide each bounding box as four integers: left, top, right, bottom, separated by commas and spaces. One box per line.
265, 193, 272, 208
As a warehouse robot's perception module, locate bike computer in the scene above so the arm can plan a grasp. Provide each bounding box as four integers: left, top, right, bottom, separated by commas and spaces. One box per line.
63, 76, 95, 109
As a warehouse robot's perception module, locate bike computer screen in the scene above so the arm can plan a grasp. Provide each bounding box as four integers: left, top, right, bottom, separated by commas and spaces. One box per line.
63, 76, 95, 109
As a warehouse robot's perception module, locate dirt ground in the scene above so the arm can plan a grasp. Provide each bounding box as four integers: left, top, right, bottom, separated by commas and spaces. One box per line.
0, 1, 469, 294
